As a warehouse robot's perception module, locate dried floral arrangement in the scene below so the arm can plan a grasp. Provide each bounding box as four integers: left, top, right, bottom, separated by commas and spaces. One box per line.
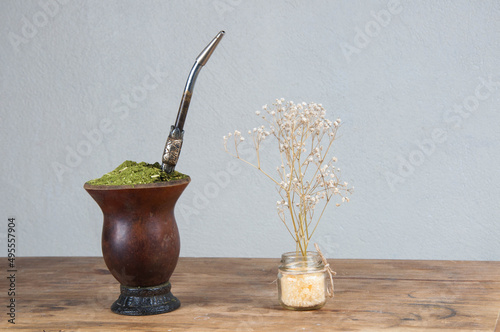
224, 98, 353, 256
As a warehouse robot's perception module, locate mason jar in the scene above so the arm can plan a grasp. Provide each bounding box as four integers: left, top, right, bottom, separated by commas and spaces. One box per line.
277, 251, 327, 310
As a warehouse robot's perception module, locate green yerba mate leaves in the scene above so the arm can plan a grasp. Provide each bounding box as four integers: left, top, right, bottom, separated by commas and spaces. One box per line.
86, 160, 188, 186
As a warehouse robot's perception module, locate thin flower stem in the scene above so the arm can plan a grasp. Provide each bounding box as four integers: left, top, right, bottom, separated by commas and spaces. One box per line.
277, 190, 296, 240
287, 191, 304, 254
308, 195, 331, 241
224, 100, 351, 258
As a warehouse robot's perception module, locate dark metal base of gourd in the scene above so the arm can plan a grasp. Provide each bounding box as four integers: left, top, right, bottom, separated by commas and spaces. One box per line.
111, 282, 180, 316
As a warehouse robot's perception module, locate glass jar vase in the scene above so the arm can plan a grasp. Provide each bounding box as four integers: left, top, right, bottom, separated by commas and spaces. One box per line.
277, 251, 327, 310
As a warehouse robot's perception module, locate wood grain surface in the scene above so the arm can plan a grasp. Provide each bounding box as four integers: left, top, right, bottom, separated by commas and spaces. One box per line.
1, 257, 499, 331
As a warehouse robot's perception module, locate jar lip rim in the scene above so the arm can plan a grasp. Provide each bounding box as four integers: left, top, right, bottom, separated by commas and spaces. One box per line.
280, 251, 324, 271
281, 251, 320, 258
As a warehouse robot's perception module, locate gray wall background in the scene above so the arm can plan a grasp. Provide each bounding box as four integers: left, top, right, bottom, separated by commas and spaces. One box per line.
1, 0, 499, 260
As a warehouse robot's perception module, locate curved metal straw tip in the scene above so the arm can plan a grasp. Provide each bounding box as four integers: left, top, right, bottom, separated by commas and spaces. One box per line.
161, 30, 225, 173
196, 31, 225, 66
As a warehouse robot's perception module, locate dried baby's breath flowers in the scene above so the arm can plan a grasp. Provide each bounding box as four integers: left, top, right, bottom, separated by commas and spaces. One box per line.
224, 99, 352, 256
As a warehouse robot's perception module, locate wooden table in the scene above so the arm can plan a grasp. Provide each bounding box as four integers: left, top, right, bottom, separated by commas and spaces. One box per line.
1, 257, 499, 331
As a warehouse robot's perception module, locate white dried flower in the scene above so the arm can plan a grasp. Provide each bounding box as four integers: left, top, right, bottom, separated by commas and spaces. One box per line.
222, 98, 352, 256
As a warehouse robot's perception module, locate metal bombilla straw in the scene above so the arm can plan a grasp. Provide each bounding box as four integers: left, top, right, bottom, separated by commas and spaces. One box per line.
161, 30, 225, 173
